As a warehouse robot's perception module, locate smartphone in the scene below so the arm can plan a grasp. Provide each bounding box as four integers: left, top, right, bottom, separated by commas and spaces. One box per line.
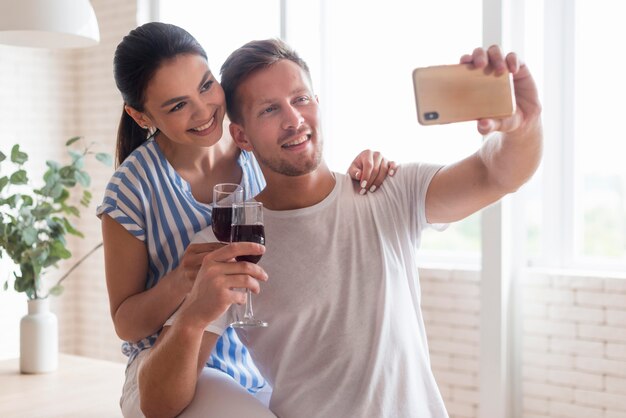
412, 63, 516, 125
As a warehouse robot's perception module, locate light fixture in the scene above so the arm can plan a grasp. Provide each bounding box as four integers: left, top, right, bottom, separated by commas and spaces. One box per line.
0, 0, 100, 49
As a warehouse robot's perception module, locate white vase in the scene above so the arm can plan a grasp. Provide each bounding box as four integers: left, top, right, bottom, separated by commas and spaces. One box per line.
20, 298, 58, 374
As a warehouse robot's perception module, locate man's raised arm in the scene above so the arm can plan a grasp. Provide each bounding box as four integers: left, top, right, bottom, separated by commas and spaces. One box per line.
425, 45, 543, 224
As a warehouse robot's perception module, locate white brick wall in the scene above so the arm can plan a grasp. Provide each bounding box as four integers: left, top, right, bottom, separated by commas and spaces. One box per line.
56, 0, 136, 363
0, 0, 134, 363
421, 267, 481, 418
522, 272, 626, 418
419, 268, 626, 418
0, 36, 79, 361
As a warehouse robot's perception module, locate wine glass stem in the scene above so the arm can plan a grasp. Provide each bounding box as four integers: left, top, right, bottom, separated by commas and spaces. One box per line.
244, 289, 254, 319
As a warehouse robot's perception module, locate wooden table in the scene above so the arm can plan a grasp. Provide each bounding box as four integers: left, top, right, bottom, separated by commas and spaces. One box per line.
0, 354, 125, 418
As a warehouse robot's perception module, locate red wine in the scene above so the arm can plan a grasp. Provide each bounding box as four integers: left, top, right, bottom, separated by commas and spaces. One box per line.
231, 224, 265, 264
212, 207, 233, 242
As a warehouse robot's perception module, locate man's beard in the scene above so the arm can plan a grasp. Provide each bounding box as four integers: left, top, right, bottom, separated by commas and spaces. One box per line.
254, 133, 323, 177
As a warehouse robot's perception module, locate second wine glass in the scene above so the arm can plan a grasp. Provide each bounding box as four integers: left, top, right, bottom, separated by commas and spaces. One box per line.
230, 201, 268, 328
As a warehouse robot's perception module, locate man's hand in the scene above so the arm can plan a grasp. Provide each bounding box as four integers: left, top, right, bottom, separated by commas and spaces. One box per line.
460, 45, 542, 136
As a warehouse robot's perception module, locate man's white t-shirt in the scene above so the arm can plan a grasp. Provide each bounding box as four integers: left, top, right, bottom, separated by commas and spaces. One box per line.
236, 163, 448, 418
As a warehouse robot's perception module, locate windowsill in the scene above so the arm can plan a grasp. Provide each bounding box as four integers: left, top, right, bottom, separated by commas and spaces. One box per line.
523, 265, 626, 280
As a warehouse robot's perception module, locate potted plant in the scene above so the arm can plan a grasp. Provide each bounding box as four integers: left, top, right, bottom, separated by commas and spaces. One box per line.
0, 137, 111, 373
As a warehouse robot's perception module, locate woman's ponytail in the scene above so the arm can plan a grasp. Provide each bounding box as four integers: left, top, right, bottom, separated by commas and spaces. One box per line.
116, 108, 148, 167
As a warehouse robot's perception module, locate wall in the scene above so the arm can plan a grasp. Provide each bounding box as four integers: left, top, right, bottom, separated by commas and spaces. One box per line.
55, 0, 136, 363
522, 272, 626, 418
421, 268, 481, 418
0, 0, 134, 362
421, 268, 626, 418
0, 41, 79, 360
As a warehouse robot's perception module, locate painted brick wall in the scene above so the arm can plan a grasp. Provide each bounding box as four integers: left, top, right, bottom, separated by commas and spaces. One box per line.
54, 0, 136, 363
420, 267, 481, 418
420, 269, 626, 418
0, 37, 80, 360
522, 273, 626, 418
0, 0, 136, 362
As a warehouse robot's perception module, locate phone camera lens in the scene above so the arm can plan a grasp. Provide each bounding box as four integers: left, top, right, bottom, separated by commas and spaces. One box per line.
424, 112, 439, 121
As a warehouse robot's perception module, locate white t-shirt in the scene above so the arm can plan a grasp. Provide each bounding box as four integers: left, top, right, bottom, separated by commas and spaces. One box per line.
237, 163, 448, 418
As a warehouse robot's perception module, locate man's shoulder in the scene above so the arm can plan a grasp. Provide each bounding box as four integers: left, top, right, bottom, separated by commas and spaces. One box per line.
334, 162, 441, 191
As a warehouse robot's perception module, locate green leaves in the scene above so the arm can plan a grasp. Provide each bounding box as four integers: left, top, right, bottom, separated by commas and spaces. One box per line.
10, 145, 28, 164
0, 176, 9, 193
48, 284, 64, 296
0, 137, 112, 299
96, 152, 113, 166
65, 136, 81, 146
10, 170, 28, 185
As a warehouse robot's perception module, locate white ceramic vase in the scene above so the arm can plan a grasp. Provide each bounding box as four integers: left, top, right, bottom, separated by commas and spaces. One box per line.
20, 298, 58, 374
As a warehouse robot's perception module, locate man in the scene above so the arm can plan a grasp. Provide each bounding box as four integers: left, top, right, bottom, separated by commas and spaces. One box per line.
138, 39, 542, 418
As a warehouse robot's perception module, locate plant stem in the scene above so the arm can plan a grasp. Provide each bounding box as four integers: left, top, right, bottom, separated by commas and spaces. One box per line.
43, 242, 103, 297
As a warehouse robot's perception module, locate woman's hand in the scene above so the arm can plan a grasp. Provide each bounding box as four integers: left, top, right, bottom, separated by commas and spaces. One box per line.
178, 242, 268, 330
347, 150, 398, 195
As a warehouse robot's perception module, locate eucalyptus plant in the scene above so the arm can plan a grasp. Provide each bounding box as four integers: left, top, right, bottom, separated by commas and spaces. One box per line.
0, 137, 112, 299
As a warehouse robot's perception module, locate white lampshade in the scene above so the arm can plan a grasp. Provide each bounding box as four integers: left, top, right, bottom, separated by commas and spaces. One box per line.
0, 0, 100, 49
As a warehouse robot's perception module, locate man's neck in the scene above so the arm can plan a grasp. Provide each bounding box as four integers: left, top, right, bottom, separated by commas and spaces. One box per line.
255, 162, 336, 211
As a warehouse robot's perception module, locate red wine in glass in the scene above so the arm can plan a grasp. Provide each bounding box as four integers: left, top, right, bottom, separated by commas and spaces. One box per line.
212, 206, 233, 243
212, 183, 243, 243
230, 201, 267, 328
231, 224, 265, 264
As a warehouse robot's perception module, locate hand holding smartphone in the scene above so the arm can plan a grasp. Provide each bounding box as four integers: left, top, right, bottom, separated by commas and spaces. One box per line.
412, 63, 516, 125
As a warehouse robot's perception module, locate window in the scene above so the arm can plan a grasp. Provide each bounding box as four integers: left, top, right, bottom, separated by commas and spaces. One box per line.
159, 0, 281, 77
314, 0, 484, 264
160, 0, 626, 271
524, 0, 626, 271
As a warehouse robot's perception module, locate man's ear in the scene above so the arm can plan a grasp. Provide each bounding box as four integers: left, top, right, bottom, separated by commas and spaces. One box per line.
229, 122, 253, 152
124, 105, 154, 129
315, 94, 319, 104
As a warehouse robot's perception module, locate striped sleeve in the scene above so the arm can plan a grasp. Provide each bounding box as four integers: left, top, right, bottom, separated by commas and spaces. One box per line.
96, 157, 148, 242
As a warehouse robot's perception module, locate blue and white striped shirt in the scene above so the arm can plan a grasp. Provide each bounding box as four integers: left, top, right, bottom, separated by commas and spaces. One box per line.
97, 138, 267, 393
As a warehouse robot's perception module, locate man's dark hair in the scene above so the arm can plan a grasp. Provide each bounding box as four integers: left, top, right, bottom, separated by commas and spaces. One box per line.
220, 38, 311, 124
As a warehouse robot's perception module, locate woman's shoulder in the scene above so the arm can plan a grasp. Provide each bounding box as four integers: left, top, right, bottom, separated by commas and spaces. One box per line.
105, 140, 168, 193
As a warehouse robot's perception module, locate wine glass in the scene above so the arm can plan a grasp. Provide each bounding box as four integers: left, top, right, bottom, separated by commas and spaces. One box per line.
212, 183, 244, 243
230, 201, 268, 328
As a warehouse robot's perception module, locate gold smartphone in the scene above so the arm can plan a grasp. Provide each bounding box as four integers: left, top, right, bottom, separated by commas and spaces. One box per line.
412, 63, 516, 125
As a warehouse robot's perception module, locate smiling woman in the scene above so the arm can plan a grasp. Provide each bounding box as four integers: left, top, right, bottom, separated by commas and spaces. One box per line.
100, 22, 272, 417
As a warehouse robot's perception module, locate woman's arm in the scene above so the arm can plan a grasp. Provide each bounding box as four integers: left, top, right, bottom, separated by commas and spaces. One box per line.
102, 214, 213, 342
137, 242, 267, 417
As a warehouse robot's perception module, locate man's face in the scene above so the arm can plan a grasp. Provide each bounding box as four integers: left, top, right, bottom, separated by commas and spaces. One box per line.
231, 59, 323, 177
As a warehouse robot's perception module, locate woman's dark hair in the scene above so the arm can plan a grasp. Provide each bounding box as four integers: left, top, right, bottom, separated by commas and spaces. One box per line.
113, 22, 207, 166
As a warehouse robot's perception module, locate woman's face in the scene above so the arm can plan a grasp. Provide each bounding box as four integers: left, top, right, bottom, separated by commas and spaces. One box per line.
141, 53, 226, 149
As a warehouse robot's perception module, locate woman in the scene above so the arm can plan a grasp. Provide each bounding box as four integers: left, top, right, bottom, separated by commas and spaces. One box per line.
98, 22, 395, 417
